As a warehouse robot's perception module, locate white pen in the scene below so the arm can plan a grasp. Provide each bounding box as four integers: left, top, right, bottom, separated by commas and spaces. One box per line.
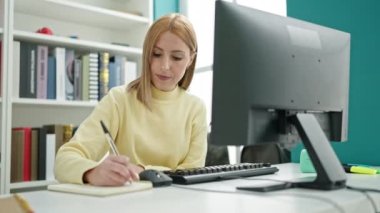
100, 120, 120, 156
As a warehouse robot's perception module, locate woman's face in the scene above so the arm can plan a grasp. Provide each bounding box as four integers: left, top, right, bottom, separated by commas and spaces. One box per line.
150, 31, 193, 91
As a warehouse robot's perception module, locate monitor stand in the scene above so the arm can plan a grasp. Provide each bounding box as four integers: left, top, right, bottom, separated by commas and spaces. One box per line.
288, 113, 346, 190
237, 113, 346, 192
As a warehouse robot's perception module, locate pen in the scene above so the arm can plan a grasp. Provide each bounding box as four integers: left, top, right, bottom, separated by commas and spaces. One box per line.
347, 163, 380, 174
100, 120, 119, 156
14, 194, 34, 213
342, 164, 377, 175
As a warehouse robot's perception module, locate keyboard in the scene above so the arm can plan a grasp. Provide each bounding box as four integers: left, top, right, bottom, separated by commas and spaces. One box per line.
164, 163, 279, 184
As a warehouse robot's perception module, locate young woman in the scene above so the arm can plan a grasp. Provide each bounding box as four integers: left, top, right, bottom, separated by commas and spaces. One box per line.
54, 14, 208, 186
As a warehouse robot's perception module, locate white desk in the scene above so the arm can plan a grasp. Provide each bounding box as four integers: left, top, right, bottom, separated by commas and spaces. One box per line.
20, 163, 380, 213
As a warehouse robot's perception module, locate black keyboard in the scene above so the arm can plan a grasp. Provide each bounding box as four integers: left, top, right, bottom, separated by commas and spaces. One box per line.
164, 163, 279, 184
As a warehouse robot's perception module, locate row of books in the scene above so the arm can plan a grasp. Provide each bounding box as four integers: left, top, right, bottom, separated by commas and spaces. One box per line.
12, 41, 137, 101
10, 124, 74, 183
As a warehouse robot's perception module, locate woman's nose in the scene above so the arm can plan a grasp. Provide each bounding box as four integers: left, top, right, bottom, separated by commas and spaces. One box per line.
161, 57, 170, 71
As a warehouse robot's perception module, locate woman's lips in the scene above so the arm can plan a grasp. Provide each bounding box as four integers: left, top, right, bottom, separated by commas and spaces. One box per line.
157, 74, 171, 81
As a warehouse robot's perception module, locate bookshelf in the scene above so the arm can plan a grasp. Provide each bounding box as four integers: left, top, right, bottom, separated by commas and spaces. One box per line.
10, 179, 57, 192
0, 0, 153, 194
17, 0, 150, 30
13, 98, 97, 107
14, 30, 143, 61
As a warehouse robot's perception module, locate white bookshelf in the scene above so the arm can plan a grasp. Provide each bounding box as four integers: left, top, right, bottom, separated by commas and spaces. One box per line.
14, 30, 142, 61
14, 0, 152, 47
13, 98, 97, 107
10, 180, 57, 191
15, 0, 150, 30
0, 0, 153, 194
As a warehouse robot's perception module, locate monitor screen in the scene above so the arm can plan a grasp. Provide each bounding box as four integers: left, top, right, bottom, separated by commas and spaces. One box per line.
211, 1, 350, 190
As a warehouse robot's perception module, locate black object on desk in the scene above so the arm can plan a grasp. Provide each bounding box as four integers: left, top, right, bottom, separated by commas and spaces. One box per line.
237, 182, 293, 192
164, 163, 279, 184
139, 170, 173, 187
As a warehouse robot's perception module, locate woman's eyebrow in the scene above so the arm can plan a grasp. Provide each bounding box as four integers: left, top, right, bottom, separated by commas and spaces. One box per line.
154, 46, 185, 54
171, 50, 185, 54
153, 46, 162, 51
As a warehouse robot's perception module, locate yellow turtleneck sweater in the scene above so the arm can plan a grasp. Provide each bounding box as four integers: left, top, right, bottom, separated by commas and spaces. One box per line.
54, 85, 208, 184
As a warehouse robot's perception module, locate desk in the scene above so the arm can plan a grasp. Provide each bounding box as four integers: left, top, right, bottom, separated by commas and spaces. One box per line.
20, 163, 380, 213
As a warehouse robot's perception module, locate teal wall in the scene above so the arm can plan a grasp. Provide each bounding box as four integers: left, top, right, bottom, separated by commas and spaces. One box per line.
154, 0, 179, 20
288, 0, 380, 165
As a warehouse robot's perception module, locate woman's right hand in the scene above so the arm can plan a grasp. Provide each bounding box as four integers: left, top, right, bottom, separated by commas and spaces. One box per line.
83, 155, 140, 186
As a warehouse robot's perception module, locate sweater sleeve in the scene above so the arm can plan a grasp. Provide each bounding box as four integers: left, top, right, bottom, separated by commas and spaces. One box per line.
176, 99, 208, 169
54, 88, 122, 184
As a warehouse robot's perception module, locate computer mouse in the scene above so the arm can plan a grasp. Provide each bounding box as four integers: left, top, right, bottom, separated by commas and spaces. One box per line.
139, 169, 172, 187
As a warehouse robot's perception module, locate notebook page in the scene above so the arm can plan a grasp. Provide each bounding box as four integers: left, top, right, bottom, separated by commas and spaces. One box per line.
48, 181, 153, 197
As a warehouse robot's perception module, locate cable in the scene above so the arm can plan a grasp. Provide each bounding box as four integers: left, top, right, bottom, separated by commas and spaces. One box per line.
172, 184, 239, 195
347, 185, 380, 193
172, 179, 346, 213
171, 177, 379, 213
242, 177, 345, 213
270, 192, 346, 213
346, 185, 379, 213
243, 179, 380, 213
363, 192, 378, 213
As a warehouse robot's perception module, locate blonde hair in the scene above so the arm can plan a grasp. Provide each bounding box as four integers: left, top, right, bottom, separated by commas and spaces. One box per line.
128, 13, 198, 109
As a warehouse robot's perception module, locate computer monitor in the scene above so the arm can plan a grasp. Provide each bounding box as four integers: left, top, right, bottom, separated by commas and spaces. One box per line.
211, 1, 350, 190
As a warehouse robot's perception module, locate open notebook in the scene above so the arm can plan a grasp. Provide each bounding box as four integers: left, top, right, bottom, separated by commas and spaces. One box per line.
48, 181, 153, 197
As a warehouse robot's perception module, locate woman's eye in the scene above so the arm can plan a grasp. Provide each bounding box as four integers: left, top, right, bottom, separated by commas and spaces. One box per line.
172, 56, 183, 61
152, 52, 161, 57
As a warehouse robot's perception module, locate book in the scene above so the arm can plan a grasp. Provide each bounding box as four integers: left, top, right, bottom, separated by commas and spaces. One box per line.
36, 127, 47, 180
12, 41, 21, 98
53, 47, 66, 101
108, 61, 117, 89
47, 56, 56, 99
30, 128, 40, 181
47, 181, 153, 197
73, 59, 82, 100
19, 42, 37, 98
11, 130, 24, 182
36, 45, 48, 99
88, 53, 99, 101
109, 55, 126, 88
45, 134, 56, 181
11, 127, 32, 182
65, 49, 75, 100
98, 52, 110, 100
43, 124, 73, 153
81, 54, 90, 101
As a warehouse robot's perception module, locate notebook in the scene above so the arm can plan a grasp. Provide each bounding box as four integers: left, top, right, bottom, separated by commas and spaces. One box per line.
48, 181, 153, 197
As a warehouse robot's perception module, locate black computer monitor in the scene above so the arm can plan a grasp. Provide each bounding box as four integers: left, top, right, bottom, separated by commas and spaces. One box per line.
211, 1, 350, 190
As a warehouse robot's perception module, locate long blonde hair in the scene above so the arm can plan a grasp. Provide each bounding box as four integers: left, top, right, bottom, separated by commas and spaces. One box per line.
128, 13, 198, 109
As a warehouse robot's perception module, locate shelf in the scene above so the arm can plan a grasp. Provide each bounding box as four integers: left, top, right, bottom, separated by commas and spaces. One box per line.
10, 180, 57, 190
13, 98, 97, 108
15, 0, 150, 31
14, 30, 142, 60
2, 0, 151, 195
